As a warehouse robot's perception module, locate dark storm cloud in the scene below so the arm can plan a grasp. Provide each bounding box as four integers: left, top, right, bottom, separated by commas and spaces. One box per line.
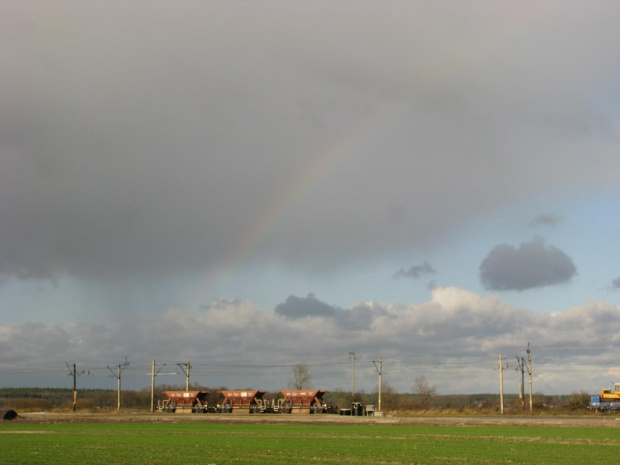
275, 294, 378, 330
275, 294, 337, 319
393, 261, 436, 280
1, 2, 619, 285
479, 238, 577, 291
530, 214, 562, 228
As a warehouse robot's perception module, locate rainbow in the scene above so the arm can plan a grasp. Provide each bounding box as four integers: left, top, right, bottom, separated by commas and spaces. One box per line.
200, 4, 555, 305
202, 100, 399, 303
202, 86, 443, 303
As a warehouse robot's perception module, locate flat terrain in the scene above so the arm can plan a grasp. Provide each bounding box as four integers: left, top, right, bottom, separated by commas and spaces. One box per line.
3, 416, 620, 465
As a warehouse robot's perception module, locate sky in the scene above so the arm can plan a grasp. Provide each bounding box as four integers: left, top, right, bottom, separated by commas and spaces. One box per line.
1, 1, 620, 396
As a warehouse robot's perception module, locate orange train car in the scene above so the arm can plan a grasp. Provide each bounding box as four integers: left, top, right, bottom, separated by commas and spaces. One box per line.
158, 391, 210, 413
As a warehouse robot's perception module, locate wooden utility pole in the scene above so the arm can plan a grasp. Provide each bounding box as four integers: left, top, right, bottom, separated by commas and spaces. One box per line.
499, 353, 504, 415
66, 363, 78, 412
116, 364, 121, 411
373, 357, 382, 412
72, 363, 77, 411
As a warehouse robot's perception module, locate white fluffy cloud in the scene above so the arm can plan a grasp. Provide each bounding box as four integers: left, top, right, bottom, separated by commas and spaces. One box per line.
2, 287, 618, 394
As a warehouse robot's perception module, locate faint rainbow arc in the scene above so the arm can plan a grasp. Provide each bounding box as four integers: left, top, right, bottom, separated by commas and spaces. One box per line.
201, 4, 556, 303
203, 105, 390, 302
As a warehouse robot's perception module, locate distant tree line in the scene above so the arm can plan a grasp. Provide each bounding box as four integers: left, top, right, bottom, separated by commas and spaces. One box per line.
0, 386, 593, 414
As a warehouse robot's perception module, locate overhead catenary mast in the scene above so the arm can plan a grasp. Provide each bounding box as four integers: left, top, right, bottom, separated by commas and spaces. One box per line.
527, 343, 533, 413
107, 357, 129, 412
178, 361, 192, 391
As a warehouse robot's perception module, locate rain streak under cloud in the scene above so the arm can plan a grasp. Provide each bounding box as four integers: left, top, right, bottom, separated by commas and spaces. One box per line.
1, 1, 620, 394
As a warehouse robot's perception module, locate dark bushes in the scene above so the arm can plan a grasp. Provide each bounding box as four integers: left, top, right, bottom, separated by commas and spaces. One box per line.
2, 409, 18, 420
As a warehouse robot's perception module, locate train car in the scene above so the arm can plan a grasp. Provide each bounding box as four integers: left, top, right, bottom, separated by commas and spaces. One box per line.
278, 390, 328, 414
589, 383, 620, 411
589, 396, 620, 411
157, 388, 337, 414
158, 391, 210, 413
219, 390, 265, 413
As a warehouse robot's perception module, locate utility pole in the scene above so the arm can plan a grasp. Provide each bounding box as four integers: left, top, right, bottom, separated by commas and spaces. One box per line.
178, 361, 191, 391
499, 353, 504, 415
108, 357, 129, 412
517, 356, 525, 413
372, 357, 382, 413
116, 364, 121, 411
349, 353, 355, 402
151, 360, 167, 413
66, 363, 78, 412
527, 342, 533, 413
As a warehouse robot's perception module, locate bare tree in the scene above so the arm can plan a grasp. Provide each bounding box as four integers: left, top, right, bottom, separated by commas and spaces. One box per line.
374, 381, 399, 410
289, 362, 312, 390
412, 375, 437, 409
567, 390, 591, 411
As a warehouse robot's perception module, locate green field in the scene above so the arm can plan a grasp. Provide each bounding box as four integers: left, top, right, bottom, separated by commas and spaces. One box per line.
1, 422, 619, 464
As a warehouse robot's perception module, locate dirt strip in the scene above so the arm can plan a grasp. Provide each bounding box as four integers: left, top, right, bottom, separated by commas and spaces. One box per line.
10, 412, 620, 428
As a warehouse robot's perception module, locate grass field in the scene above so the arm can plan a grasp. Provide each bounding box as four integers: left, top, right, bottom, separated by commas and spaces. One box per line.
1, 421, 619, 464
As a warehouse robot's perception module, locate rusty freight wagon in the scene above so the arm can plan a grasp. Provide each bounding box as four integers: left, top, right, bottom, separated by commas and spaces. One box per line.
158, 391, 210, 413
219, 390, 266, 413
279, 390, 328, 414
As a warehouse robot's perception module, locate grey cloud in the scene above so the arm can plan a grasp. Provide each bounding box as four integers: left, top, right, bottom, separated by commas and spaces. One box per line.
530, 214, 562, 228
612, 277, 620, 290
479, 238, 577, 291
393, 261, 436, 280
1, 2, 619, 287
2, 287, 620, 394
275, 294, 337, 319
275, 294, 384, 331
337, 304, 377, 331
